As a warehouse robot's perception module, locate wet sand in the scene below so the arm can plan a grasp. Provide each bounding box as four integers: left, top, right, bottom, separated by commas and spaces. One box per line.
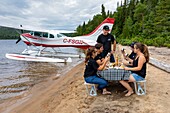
0, 46, 170, 113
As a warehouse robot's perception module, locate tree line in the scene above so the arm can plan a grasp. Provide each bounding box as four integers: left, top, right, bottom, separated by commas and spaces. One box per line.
75, 0, 170, 47
0, 26, 20, 39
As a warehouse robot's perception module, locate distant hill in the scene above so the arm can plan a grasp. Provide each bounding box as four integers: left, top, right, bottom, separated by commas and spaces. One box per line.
0, 26, 20, 39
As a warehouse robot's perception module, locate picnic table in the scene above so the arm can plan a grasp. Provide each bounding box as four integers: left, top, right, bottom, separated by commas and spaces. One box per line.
97, 67, 131, 81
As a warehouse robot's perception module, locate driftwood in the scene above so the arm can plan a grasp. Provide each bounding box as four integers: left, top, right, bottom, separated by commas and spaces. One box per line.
149, 57, 170, 73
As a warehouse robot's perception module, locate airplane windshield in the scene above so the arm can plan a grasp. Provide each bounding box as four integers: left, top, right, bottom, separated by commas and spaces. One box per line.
59, 33, 66, 37
57, 33, 66, 38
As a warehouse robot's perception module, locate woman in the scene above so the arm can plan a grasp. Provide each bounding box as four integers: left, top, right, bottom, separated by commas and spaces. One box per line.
84, 47, 111, 95
119, 42, 149, 96
122, 42, 137, 66
94, 43, 104, 65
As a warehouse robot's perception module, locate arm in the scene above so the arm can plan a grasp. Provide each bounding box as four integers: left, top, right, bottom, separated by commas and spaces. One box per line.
123, 51, 134, 64
98, 56, 110, 70
121, 50, 126, 59
122, 60, 133, 66
111, 40, 116, 54
96, 59, 103, 65
96, 35, 101, 43
111, 34, 116, 54
113, 40, 116, 51
126, 57, 133, 64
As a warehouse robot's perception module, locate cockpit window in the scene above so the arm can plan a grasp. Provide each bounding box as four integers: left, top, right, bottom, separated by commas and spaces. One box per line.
49, 34, 54, 38
57, 34, 62, 38
34, 32, 41, 37
30, 31, 33, 35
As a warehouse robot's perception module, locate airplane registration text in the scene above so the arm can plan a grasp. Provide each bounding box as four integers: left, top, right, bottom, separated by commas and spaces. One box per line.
63, 38, 84, 44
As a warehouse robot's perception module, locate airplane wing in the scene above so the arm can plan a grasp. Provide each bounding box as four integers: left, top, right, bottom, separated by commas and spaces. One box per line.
0, 24, 75, 34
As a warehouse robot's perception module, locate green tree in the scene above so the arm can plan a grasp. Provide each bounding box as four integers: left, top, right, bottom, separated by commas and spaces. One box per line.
101, 4, 107, 19
154, 0, 170, 38
133, 3, 147, 35
122, 16, 133, 38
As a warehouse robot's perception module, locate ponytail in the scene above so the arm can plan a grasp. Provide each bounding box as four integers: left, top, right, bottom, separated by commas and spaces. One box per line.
143, 45, 149, 62
135, 43, 149, 63
85, 47, 95, 64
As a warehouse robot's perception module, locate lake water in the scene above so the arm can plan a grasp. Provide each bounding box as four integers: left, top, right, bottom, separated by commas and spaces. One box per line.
0, 40, 83, 100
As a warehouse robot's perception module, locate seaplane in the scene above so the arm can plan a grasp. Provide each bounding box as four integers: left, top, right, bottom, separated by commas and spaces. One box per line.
5, 18, 115, 63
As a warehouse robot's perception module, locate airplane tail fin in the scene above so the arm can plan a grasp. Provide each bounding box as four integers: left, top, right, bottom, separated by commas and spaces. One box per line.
84, 18, 115, 37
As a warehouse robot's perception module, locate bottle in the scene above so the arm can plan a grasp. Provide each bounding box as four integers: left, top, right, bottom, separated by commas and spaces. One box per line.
120, 63, 124, 69
115, 55, 118, 66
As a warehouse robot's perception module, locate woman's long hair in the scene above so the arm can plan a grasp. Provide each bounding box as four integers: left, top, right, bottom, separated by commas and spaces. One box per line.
85, 47, 95, 64
135, 43, 149, 62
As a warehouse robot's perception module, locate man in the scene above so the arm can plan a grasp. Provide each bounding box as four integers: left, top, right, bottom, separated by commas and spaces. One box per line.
96, 25, 116, 62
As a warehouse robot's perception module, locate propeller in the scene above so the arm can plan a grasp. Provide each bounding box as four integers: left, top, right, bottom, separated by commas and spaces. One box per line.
16, 25, 23, 44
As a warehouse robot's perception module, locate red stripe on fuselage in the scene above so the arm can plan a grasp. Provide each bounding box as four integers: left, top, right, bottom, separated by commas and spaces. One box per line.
23, 41, 91, 49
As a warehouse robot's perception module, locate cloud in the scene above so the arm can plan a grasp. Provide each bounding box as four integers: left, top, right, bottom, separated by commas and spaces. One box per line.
0, 0, 122, 30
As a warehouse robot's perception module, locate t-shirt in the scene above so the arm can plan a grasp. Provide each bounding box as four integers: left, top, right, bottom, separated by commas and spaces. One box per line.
129, 51, 136, 60
84, 58, 99, 78
97, 34, 115, 52
132, 57, 146, 78
94, 53, 103, 61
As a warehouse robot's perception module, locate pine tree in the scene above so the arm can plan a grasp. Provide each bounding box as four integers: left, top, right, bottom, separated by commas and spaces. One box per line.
154, 0, 170, 37
101, 4, 107, 19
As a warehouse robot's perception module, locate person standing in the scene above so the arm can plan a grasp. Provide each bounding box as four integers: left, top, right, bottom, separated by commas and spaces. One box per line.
97, 25, 116, 62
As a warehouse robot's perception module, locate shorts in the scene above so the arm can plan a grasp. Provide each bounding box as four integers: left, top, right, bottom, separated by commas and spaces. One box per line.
131, 73, 144, 81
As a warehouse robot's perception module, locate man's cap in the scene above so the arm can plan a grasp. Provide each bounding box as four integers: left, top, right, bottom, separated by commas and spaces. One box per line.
129, 42, 136, 48
103, 25, 110, 31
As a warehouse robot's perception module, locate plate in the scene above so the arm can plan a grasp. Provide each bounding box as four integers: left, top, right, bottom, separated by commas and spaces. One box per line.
114, 66, 120, 69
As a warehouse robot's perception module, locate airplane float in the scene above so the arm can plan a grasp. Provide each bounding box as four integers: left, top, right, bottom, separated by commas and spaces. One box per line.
5, 18, 115, 63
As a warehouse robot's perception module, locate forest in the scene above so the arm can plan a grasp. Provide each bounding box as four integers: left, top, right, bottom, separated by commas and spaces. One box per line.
75, 0, 170, 47
0, 26, 20, 39
0, 0, 169, 47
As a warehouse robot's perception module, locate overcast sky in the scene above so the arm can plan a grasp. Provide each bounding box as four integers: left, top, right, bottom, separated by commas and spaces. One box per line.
0, 0, 122, 31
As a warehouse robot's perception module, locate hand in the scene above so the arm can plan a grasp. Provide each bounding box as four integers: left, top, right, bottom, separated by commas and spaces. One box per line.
110, 50, 115, 54
121, 50, 125, 54
105, 56, 110, 62
125, 56, 129, 61
124, 67, 129, 70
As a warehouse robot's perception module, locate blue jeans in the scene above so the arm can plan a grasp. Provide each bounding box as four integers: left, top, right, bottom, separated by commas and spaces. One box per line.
85, 75, 108, 90
132, 73, 145, 81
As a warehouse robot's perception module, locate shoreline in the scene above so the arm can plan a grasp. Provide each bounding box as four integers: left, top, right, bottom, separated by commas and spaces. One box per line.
0, 60, 84, 113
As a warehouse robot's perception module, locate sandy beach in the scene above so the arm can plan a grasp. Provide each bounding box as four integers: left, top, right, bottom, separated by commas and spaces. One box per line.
0, 46, 170, 113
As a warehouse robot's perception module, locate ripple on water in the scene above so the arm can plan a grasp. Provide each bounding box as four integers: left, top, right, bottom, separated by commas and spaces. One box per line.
0, 57, 83, 101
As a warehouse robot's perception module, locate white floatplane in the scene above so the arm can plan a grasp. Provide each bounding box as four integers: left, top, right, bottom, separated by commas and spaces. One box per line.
5, 18, 115, 63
